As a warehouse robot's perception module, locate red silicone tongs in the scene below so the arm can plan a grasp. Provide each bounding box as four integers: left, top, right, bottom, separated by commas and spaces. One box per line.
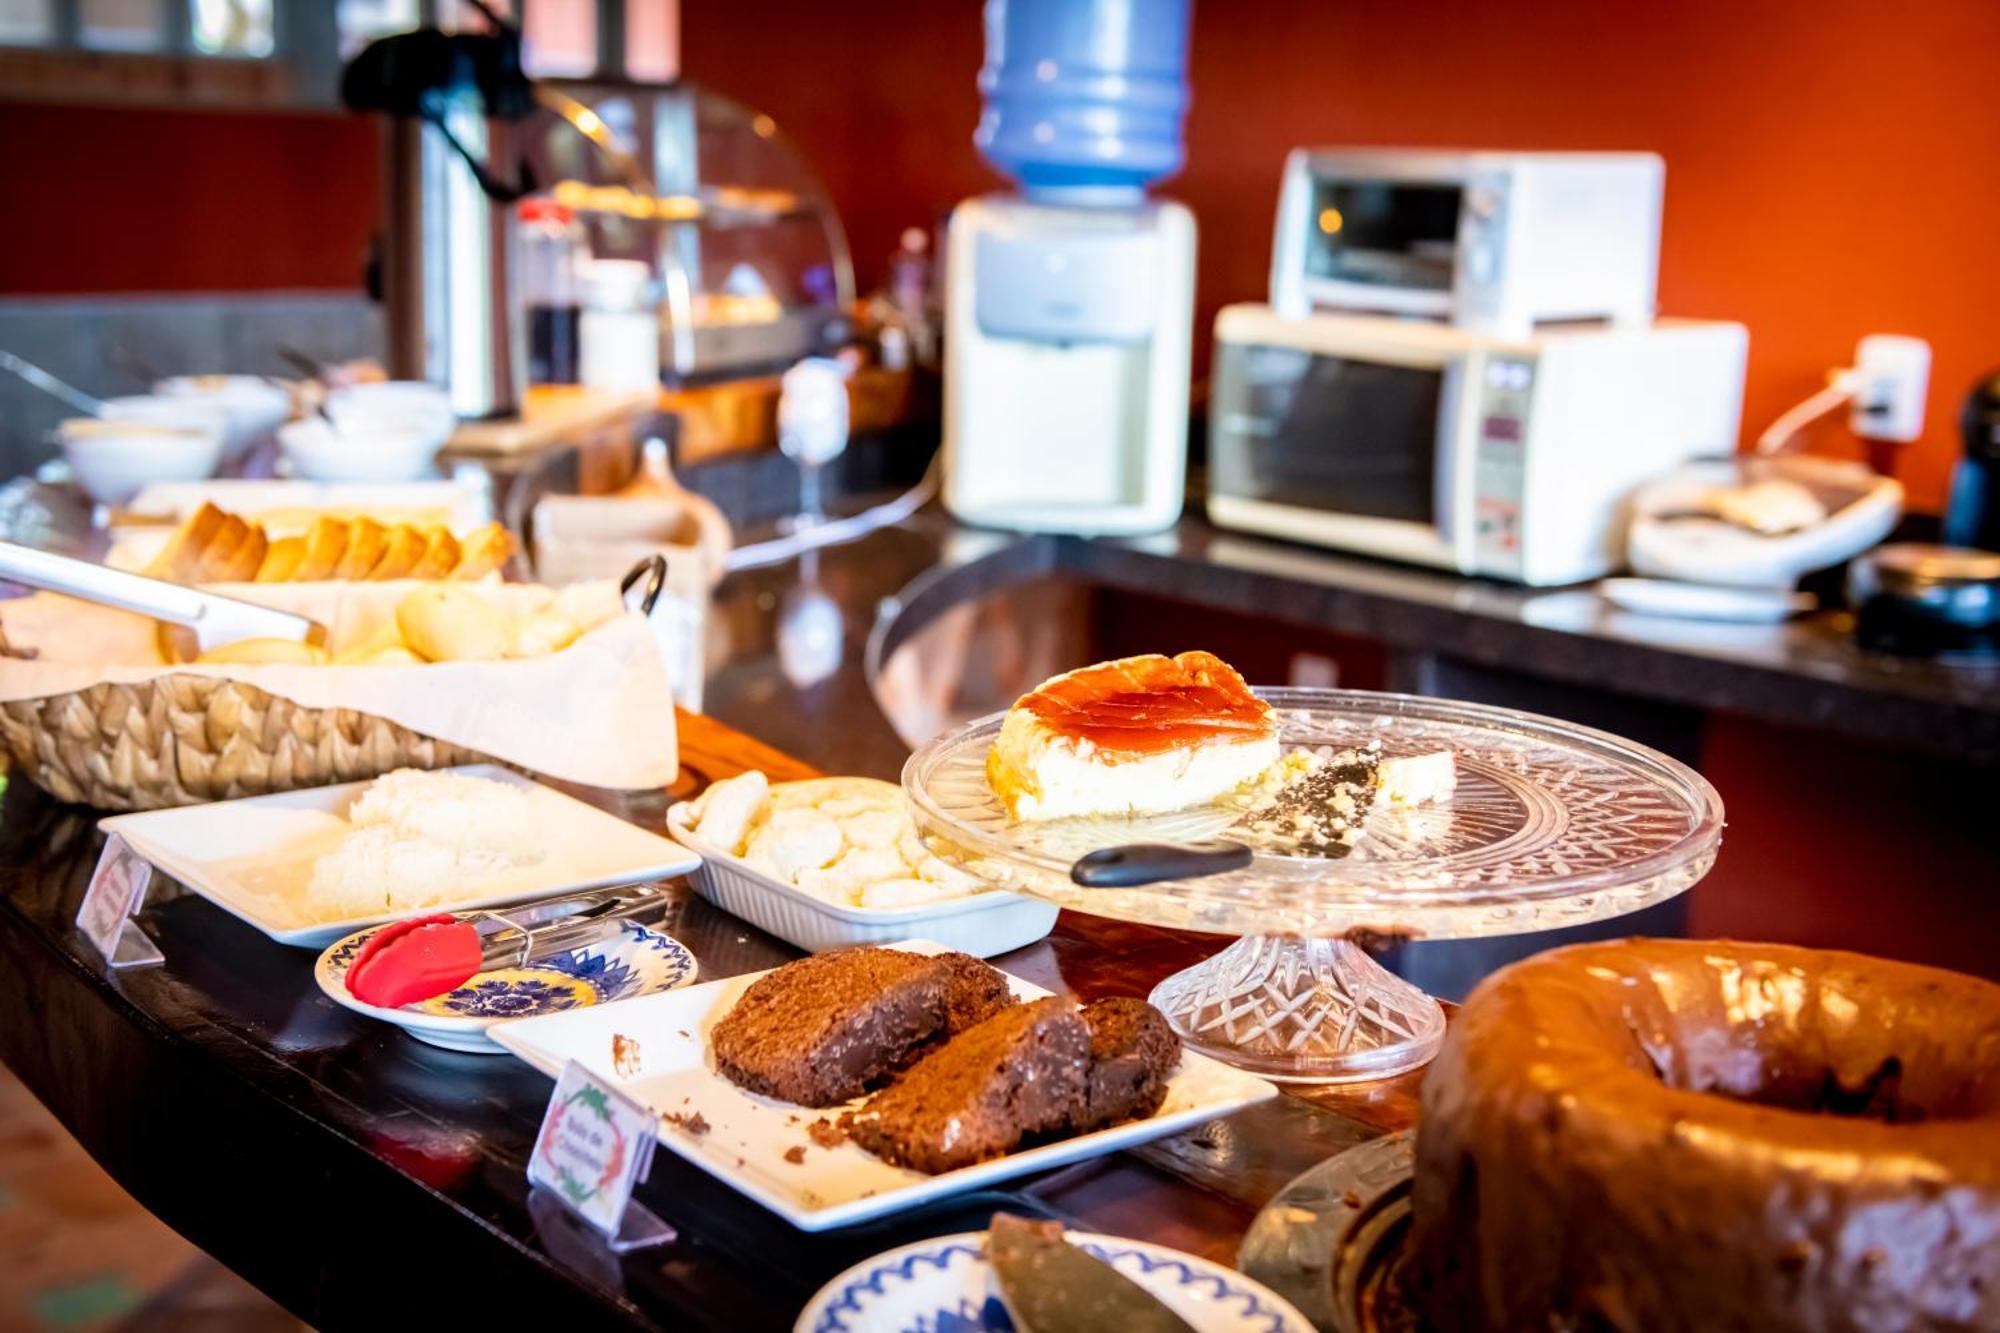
344, 884, 671, 1009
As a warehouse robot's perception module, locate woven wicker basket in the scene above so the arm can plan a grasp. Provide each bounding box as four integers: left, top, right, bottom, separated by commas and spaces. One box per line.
0, 675, 482, 811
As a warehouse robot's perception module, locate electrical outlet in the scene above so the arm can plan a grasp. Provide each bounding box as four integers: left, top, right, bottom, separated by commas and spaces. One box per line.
1849, 334, 1931, 443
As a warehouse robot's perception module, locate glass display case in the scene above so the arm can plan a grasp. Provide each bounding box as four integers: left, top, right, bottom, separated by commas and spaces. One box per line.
526, 80, 854, 384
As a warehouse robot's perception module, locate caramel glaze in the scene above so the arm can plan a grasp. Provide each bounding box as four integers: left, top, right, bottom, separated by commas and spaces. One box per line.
1410, 938, 2000, 1333
1017, 652, 1274, 758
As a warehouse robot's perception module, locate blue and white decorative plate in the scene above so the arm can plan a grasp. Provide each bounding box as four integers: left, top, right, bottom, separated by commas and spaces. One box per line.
796, 1230, 1314, 1333
315, 917, 696, 1054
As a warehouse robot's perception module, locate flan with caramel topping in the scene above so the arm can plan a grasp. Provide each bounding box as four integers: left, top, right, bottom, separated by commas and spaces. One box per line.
987, 652, 1280, 821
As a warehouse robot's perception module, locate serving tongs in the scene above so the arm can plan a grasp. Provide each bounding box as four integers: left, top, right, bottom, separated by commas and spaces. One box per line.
0, 541, 324, 661
343, 882, 674, 1009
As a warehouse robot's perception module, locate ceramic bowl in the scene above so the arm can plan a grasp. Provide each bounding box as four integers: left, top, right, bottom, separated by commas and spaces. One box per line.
316, 916, 698, 1053
277, 417, 443, 482
797, 1230, 1314, 1333
59, 409, 225, 505
325, 381, 455, 447
154, 374, 294, 462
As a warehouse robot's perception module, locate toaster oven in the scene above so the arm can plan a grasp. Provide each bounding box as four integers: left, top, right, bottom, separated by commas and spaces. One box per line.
1206, 305, 1748, 586
1270, 149, 1664, 336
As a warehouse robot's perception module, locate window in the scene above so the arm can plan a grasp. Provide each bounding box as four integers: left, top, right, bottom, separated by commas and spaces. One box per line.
335, 0, 418, 58
0, 0, 54, 45
625, 0, 674, 83
77, 0, 162, 51
191, 0, 274, 56
522, 0, 592, 78
0, 1, 678, 106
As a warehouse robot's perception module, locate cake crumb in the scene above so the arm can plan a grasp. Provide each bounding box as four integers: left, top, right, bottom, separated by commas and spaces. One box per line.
783, 1145, 806, 1165
663, 1110, 710, 1136
808, 1117, 847, 1149
611, 1033, 642, 1078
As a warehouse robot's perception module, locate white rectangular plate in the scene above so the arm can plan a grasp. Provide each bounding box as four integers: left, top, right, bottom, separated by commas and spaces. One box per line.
489, 940, 1279, 1231
100, 765, 701, 949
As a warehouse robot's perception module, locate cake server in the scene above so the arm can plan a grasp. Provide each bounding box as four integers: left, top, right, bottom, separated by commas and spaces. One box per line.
344, 883, 673, 1009
987, 1213, 1196, 1333
1071, 748, 1438, 888
0, 541, 324, 657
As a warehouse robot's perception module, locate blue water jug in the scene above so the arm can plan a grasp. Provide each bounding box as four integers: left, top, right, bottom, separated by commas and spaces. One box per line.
975, 0, 1193, 197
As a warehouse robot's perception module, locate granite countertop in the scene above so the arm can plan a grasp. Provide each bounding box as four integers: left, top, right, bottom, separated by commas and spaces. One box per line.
859, 513, 1999, 764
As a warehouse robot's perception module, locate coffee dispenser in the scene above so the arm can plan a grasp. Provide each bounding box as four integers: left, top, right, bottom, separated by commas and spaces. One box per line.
342, 6, 539, 420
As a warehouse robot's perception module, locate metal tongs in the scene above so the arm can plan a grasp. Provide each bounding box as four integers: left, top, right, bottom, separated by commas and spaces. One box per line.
0, 541, 324, 659
466, 882, 672, 970
343, 883, 673, 1009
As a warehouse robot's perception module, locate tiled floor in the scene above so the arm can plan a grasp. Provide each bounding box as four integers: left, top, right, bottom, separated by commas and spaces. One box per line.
0, 1062, 306, 1332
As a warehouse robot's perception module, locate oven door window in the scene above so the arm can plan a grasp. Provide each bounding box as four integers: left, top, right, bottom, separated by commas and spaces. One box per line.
1214, 346, 1445, 525
1306, 182, 1461, 292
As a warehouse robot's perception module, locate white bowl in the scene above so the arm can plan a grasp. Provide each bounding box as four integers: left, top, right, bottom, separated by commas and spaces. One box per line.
277, 417, 443, 482
325, 381, 455, 447
154, 375, 294, 462
59, 411, 226, 505
665, 801, 1060, 957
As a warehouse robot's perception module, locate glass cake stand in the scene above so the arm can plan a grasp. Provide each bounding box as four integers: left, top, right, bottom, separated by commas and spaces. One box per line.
902, 689, 1723, 1083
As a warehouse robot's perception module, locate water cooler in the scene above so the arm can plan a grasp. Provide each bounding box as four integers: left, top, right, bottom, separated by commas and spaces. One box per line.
943, 0, 1197, 535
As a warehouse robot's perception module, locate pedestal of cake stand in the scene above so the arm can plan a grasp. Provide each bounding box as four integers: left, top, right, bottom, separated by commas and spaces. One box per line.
1147, 933, 1446, 1084
903, 689, 1724, 1085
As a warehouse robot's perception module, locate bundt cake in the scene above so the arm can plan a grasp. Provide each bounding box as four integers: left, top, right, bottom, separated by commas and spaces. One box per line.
1410, 938, 2000, 1332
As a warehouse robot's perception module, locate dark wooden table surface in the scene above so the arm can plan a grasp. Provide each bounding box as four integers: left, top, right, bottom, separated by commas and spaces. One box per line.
0, 702, 1423, 1331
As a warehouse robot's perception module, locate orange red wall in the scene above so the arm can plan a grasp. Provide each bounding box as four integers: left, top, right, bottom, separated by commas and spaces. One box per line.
4, 1, 1998, 507
0, 103, 378, 295
680, 0, 2000, 511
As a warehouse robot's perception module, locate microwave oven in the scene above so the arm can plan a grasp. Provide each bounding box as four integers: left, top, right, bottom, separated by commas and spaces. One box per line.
1270, 149, 1663, 336
1206, 305, 1748, 586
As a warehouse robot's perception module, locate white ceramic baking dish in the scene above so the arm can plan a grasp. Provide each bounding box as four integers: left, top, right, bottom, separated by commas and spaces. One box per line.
664, 803, 1058, 957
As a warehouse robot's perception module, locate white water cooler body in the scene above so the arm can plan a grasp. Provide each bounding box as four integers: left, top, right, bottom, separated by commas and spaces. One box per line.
943, 194, 1195, 535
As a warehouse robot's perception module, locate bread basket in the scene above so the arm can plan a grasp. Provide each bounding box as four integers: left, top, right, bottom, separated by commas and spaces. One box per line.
0, 555, 680, 811
0, 672, 482, 811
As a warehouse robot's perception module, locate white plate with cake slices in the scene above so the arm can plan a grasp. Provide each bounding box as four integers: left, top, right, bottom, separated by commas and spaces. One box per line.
488, 940, 1280, 1231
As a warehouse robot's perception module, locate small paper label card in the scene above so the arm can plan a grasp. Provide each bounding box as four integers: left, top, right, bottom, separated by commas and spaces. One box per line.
76, 834, 162, 968
529, 1061, 658, 1238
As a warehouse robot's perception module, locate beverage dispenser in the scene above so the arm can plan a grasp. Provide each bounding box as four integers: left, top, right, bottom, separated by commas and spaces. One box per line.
943, 0, 1197, 535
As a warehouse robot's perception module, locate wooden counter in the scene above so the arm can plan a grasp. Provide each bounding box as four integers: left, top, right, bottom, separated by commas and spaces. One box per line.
0, 707, 1416, 1331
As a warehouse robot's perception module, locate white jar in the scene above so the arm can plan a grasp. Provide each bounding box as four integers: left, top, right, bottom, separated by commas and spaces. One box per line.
578, 259, 660, 391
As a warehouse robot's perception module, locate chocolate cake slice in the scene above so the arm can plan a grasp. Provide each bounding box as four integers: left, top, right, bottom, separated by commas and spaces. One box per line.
937, 951, 1018, 1034
1072, 997, 1180, 1132
844, 997, 1090, 1174
711, 948, 951, 1106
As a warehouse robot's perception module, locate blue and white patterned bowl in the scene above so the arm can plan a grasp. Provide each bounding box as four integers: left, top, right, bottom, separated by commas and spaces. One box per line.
315, 917, 696, 1054
796, 1230, 1314, 1333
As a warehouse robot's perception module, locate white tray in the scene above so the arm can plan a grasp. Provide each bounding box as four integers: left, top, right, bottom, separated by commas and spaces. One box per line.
102, 765, 702, 949
666, 805, 1058, 958
488, 939, 1278, 1231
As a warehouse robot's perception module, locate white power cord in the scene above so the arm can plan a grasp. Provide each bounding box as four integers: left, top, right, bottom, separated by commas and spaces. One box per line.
1755, 369, 1861, 455
1757, 335, 1932, 456
723, 457, 940, 572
